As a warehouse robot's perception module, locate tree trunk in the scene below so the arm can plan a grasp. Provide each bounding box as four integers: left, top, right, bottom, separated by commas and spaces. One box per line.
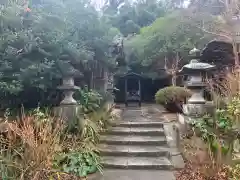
172, 73, 177, 86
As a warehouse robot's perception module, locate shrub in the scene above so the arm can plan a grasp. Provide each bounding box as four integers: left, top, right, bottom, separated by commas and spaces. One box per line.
87, 104, 115, 132
65, 103, 114, 139
74, 87, 103, 114
155, 86, 191, 112
155, 86, 191, 105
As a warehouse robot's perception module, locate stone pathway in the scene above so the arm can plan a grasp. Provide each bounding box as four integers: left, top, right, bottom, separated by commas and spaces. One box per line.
97, 105, 178, 180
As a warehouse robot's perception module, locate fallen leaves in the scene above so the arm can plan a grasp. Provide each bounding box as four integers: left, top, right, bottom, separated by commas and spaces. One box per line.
175, 161, 230, 180
175, 136, 230, 180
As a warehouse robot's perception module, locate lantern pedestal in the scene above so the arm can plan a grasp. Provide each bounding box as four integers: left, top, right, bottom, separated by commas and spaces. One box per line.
54, 105, 81, 122
184, 81, 206, 117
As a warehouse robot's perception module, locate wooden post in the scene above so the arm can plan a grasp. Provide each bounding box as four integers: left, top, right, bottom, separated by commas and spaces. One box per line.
125, 78, 128, 106
138, 79, 141, 107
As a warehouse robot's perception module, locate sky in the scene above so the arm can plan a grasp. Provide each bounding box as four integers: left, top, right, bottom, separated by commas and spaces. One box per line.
91, 0, 105, 9
91, 0, 190, 9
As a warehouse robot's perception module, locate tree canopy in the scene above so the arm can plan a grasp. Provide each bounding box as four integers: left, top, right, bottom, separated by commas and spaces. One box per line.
0, 0, 120, 90
0, 0, 120, 108
111, 0, 232, 77
122, 10, 220, 77
0, 0, 234, 108
102, 0, 166, 36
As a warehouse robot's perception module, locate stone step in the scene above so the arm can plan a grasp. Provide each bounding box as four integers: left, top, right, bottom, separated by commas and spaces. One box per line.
113, 121, 164, 128
99, 144, 170, 157
102, 127, 165, 136
100, 135, 167, 145
94, 169, 176, 180
102, 156, 173, 170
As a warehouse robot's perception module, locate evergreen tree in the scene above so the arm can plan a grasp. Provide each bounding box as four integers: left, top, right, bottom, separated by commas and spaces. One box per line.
0, 0, 120, 108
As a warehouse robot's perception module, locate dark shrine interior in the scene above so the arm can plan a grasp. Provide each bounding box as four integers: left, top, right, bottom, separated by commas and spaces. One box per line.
114, 75, 171, 103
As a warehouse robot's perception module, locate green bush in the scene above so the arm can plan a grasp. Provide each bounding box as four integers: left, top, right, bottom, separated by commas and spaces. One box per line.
155, 86, 191, 105
74, 87, 103, 114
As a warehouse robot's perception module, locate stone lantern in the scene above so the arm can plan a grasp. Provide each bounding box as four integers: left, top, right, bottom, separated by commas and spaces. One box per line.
56, 62, 81, 121
180, 48, 215, 117
58, 75, 80, 105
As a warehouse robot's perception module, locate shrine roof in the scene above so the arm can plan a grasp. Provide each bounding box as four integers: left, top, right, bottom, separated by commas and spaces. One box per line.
120, 72, 145, 78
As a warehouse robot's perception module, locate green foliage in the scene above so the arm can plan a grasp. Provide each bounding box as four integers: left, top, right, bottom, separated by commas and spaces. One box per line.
190, 95, 240, 165
80, 104, 115, 142
155, 86, 191, 105
81, 118, 101, 144
124, 9, 219, 73
53, 150, 101, 177
227, 96, 240, 126
74, 87, 103, 114
64, 102, 114, 142
0, 0, 120, 108
54, 104, 114, 177
191, 113, 232, 156
103, 0, 166, 36
88, 104, 115, 132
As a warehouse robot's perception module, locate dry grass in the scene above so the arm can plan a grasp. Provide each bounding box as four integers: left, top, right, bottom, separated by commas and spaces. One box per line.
32, 170, 88, 180
0, 114, 66, 179
224, 68, 240, 97
207, 67, 240, 106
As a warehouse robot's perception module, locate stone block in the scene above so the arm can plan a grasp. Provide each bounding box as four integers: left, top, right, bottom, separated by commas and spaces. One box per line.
171, 154, 185, 169
53, 105, 81, 122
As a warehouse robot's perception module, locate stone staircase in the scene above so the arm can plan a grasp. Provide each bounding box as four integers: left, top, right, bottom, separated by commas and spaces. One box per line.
99, 107, 175, 172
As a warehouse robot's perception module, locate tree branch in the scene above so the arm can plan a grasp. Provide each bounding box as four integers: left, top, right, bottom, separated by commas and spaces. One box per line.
195, 25, 232, 42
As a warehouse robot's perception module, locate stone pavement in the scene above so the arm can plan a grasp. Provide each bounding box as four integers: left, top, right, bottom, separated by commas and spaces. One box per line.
95, 104, 181, 180
96, 169, 175, 180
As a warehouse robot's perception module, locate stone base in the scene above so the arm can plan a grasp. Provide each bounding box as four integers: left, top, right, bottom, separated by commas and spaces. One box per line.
53, 105, 81, 122
183, 104, 205, 117
163, 120, 185, 170
183, 102, 214, 117
177, 113, 190, 134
